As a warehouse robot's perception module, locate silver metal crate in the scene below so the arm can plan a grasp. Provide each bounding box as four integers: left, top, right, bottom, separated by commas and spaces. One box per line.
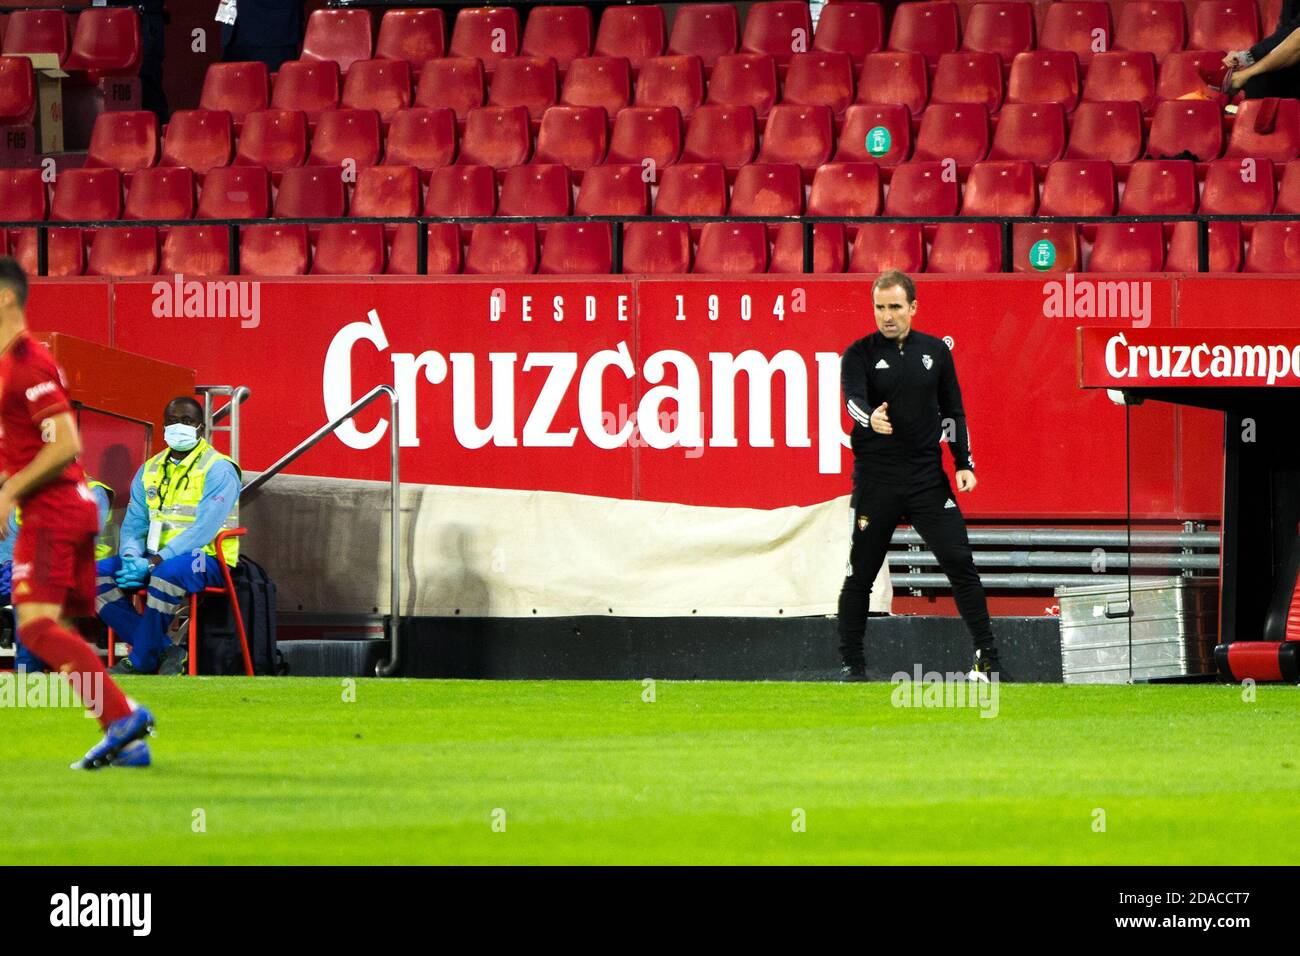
1055, 576, 1219, 683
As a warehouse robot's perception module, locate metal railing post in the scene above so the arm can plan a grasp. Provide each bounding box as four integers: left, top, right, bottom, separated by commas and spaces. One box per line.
228, 223, 240, 275
612, 220, 624, 274
417, 220, 428, 275
1197, 219, 1210, 273
1000, 221, 1013, 272
802, 221, 814, 274
37, 226, 48, 277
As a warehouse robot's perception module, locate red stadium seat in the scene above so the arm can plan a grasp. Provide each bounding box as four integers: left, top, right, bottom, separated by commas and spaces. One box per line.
809, 161, 882, 217
962, 2, 1035, 64
1276, 160, 1300, 213
1200, 156, 1275, 228
1156, 50, 1227, 102
539, 222, 612, 273
930, 52, 1003, 112
1244, 221, 1300, 271
384, 107, 457, 173
1006, 51, 1080, 111
605, 106, 679, 171
1166, 220, 1242, 272
1, 10, 68, 62
342, 58, 412, 123
161, 225, 231, 277
884, 161, 958, 216
1088, 222, 1165, 270
1114, 0, 1186, 57
414, 57, 485, 122
375, 8, 446, 69
595, 5, 665, 72
1146, 99, 1223, 161
0, 55, 35, 126
706, 53, 778, 118
856, 51, 927, 116
929, 223, 1002, 272
769, 222, 846, 273
667, 3, 738, 71
450, 7, 521, 70
961, 160, 1037, 214
246, 165, 343, 276
161, 109, 233, 176
498, 163, 571, 216
635, 54, 704, 118
681, 104, 757, 169
888, 1, 959, 67
1190, 1, 1259, 52
1039, 159, 1116, 216
728, 162, 803, 216
271, 59, 340, 123
62, 7, 140, 79
85, 110, 157, 175
1082, 51, 1158, 114
301, 8, 374, 74
988, 103, 1067, 163
813, 2, 884, 68
912, 104, 990, 165
741, 2, 813, 67
488, 56, 558, 121
240, 224, 309, 276
0, 168, 46, 222
535, 105, 608, 172
274, 165, 346, 218
313, 223, 386, 275
125, 166, 194, 219
1118, 160, 1197, 221
388, 224, 462, 275
654, 162, 727, 219
836, 103, 912, 165
522, 5, 593, 71
1225, 98, 1300, 163
87, 227, 157, 277
198, 165, 271, 219
200, 62, 269, 124
756, 104, 834, 173
307, 108, 381, 169
1012, 222, 1081, 272
783, 52, 855, 115
847, 222, 924, 272
457, 105, 532, 169
694, 222, 767, 272
623, 220, 691, 272
1065, 101, 1143, 164
561, 56, 631, 115
52, 166, 121, 219
16, 227, 83, 276
575, 164, 650, 214
427, 163, 497, 217
1040, 1, 1113, 67
465, 222, 537, 274
352, 163, 420, 275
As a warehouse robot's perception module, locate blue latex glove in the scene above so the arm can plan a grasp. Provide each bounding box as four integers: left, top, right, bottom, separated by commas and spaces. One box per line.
114, 556, 151, 589
0, 560, 11, 597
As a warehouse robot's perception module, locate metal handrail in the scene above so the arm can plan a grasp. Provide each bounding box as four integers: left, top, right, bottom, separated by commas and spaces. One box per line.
241, 385, 402, 678
196, 385, 251, 462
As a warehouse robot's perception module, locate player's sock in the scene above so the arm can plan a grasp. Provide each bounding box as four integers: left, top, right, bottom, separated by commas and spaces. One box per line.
19, 616, 133, 729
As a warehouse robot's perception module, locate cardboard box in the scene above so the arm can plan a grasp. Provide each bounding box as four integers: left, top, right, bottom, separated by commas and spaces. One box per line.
18, 53, 66, 153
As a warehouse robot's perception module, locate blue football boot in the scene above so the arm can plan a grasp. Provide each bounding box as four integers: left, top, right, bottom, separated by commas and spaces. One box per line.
71, 705, 156, 770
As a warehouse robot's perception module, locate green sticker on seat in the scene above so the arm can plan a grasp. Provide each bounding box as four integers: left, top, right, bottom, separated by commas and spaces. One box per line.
866, 126, 891, 157
1029, 239, 1057, 271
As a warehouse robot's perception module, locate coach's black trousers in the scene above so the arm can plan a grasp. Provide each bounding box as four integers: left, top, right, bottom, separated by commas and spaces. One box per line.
837, 480, 994, 666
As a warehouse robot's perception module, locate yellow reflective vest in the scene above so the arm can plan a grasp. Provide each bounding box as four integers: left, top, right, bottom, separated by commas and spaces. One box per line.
142, 440, 241, 566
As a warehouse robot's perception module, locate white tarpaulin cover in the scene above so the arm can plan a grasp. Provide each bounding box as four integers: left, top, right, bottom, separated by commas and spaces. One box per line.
240, 474, 893, 618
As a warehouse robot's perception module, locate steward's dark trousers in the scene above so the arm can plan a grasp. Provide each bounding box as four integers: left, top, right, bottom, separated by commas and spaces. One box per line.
837, 480, 994, 666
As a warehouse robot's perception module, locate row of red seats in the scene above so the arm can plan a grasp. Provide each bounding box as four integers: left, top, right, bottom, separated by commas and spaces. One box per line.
0, 7, 140, 78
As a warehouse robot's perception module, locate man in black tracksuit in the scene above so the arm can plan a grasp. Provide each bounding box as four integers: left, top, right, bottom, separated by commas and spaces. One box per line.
837, 270, 1007, 681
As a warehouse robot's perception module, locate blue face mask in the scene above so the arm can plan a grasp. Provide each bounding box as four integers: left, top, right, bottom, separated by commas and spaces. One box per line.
164, 423, 199, 452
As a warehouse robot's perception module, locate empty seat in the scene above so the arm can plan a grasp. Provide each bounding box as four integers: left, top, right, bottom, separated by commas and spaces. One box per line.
1039, 159, 1116, 216
450, 7, 521, 69
0, 55, 35, 126
1012, 223, 1081, 272
1166, 220, 1242, 272
427, 163, 497, 217
1276, 160, 1300, 213
1244, 221, 1300, 271
1146, 99, 1223, 161
1082, 52, 1157, 113
342, 58, 412, 123
161, 225, 231, 277
681, 104, 756, 169
200, 62, 269, 123
561, 56, 631, 114
961, 160, 1037, 215
1157, 50, 1227, 102
1088, 222, 1165, 270
85, 110, 157, 174
383, 107, 456, 173
835, 103, 912, 165
1006, 51, 1080, 111
888, 2, 960, 67
755, 104, 834, 173
124, 166, 194, 219
536, 105, 608, 171
414, 57, 484, 122
930, 52, 1003, 112
1190, 1, 1259, 52
623, 220, 691, 272
728, 162, 803, 216
654, 162, 727, 217
988, 103, 1067, 163
539, 223, 612, 273
521, 5, 593, 71
1040, 2, 1112, 67
62, 6, 140, 79
457, 105, 532, 169
1200, 156, 1274, 220
465, 222, 537, 274
962, 2, 1035, 64
87, 227, 156, 277
240, 224, 309, 275
161, 109, 233, 177
706, 53, 779, 118
274, 165, 347, 218
351, 163, 420, 274
0, 168, 46, 223
605, 106, 678, 171
1119, 159, 1197, 218
928, 223, 1002, 273
575, 164, 650, 214
307, 108, 381, 169
272, 59, 340, 122
198, 165, 271, 219
1, 10, 68, 62
667, 3, 738, 70
595, 5, 665, 71
301, 8, 374, 74
635, 54, 704, 117
884, 161, 958, 219
769, 222, 847, 273
847, 222, 924, 272
741, 1, 813, 67
1225, 98, 1300, 163
856, 51, 927, 116
783, 52, 855, 114
1065, 101, 1143, 163
809, 161, 882, 217
694, 222, 767, 272
52, 167, 121, 219
488, 56, 557, 121
912, 104, 990, 165
813, 2, 884, 68
498, 163, 570, 216
375, 8, 447, 69
1114, 0, 1186, 57
312, 223, 385, 275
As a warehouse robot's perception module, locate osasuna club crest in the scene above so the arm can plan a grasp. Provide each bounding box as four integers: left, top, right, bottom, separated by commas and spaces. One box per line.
922, 354, 934, 370
857, 515, 869, 531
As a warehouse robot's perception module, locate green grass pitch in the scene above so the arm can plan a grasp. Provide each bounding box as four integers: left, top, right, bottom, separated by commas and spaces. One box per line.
2, 677, 1298, 865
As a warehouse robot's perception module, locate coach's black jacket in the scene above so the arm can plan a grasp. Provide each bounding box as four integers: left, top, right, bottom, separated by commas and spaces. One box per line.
841, 329, 974, 490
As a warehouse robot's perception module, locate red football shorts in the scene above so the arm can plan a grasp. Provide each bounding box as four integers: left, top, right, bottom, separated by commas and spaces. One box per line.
11, 521, 98, 616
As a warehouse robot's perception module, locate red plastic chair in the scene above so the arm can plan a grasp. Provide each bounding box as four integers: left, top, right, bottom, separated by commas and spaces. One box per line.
200, 61, 269, 125
464, 222, 538, 274
521, 5, 593, 71
125, 166, 194, 220
458, 105, 532, 169
450, 7, 521, 70
1275, 160, 1300, 213
538, 222, 612, 273
912, 104, 990, 165
413, 57, 484, 124
694, 222, 767, 273
835, 103, 912, 165
623, 221, 691, 272
272, 59, 341, 122
375, 8, 447, 69
887, 1, 959, 67
1088, 222, 1166, 271
1146, 99, 1223, 161
729, 162, 803, 217
160, 109, 233, 176
605, 106, 678, 171
1040, 1, 1113, 67
161, 225, 231, 277
1167, 220, 1242, 272
306, 108, 382, 169
1114, 0, 1186, 58
740, 1, 813, 68
560, 55, 631, 115
385, 107, 457, 174
232, 108, 307, 173
929, 223, 1002, 273
1065, 101, 1143, 164
594, 5, 665, 72
809, 162, 881, 218
667, 2, 738, 71
783, 51, 855, 115
536, 105, 608, 172
856, 50, 927, 115
847, 222, 924, 272
87, 226, 157, 276
1012, 223, 1081, 272
0, 55, 35, 125
301, 8, 374, 74
1244, 221, 1300, 272
575, 164, 649, 215
681, 104, 756, 169
1006, 51, 1080, 111
813, 2, 884, 69
706, 52, 778, 119
488, 56, 558, 122
63, 6, 140, 79
930, 51, 1003, 112
85, 110, 158, 175
1225, 99, 1300, 164
312, 223, 385, 275
198, 165, 271, 219
962, 160, 1037, 215
884, 161, 959, 217
634, 54, 703, 118
497, 163, 570, 216
1082, 51, 1158, 114
987, 103, 1067, 163
755, 104, 834, 174
962, 2, 1035, 64
1190, 1, 1259, 52
187, 529, 253, 677
1157, 50, 1227, 102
